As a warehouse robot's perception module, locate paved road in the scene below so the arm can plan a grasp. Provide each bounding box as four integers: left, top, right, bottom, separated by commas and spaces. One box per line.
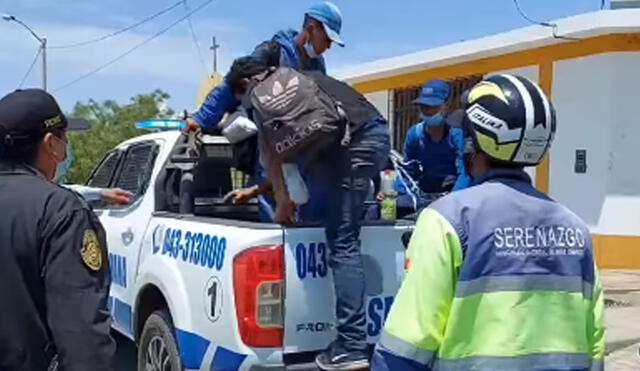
606, 342, 640, 370
602, 271, 640, 369
114, 271, 640, 371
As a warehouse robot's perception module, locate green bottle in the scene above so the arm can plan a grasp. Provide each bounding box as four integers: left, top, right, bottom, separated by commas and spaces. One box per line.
379, 170, 397, 221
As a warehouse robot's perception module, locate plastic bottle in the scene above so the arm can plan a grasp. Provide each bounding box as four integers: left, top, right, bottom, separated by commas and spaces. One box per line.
282, 163, 309, 205
379, 170, 398, 221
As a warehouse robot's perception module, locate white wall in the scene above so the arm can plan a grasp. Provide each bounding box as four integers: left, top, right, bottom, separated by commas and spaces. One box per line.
365, 90, 394, 147
490, 65, 539, 82
489, 66, 540, 184
550, 52, 640, 235
596, 52, 640, 235
551, 54, 612, 227
365, 90, 391, 121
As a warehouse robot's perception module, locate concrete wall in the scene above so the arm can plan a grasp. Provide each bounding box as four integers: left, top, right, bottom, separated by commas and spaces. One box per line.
551, 55, 612, 228
596, 52, 640, 236
551, 52, 640, 236
365, 90, 391, 121
365, 90, 393, 146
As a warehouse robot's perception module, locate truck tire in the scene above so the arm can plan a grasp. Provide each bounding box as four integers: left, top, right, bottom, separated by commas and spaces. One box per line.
137, 310, 182, 371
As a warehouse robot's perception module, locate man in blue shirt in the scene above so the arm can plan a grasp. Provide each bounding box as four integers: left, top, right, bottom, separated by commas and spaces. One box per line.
185, 1, 344, 132
187, 2, 343, 223
223, 57, 390, 370
389, 80, 471, 216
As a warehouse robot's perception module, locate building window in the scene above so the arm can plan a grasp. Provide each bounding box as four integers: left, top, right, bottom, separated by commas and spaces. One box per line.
391, 75, 482, 150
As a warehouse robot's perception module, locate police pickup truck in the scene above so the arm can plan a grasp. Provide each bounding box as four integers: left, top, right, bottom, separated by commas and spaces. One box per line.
87, 122, 412, 370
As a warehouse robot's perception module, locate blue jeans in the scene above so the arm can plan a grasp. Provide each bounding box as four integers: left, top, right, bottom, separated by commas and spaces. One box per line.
323, 120, 390, 351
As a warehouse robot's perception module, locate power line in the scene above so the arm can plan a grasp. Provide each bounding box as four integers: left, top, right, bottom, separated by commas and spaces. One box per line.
17, 46, 42, 89
183, 0, 208, 73
54, 0, 215, 92
512, 0, 580, 41
512, 0, 553, 27
49, 0, 184, 49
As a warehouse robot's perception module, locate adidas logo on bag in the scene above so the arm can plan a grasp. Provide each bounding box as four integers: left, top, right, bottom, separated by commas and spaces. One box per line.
257, 76, 300, 110
274, 120, 323, 155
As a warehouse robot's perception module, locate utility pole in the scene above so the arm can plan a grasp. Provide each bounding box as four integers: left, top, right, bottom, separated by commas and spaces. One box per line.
210, 36, 220, 74
41, 38, 47, 91
2, 14, 47, 90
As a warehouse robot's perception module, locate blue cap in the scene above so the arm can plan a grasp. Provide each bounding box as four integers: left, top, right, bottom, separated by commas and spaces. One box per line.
306, 2, 344, 47
414, 79, 450, 107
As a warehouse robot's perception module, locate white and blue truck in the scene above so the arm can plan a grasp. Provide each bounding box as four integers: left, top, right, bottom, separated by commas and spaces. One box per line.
87, 122, 412, 370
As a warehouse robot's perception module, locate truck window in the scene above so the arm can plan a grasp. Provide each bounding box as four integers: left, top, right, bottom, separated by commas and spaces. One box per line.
113, 142, 159, 198
87, 150, 121, 188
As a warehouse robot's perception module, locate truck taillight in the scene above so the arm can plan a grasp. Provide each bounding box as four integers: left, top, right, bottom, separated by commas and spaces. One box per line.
233, 245, 284, 347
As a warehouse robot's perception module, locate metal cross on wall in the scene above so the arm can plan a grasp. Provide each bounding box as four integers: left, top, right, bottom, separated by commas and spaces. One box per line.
210, 36, 220, 74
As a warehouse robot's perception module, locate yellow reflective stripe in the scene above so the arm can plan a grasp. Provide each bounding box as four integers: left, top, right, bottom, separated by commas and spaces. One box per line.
383, 208, 463, 354
587, 262, 606, 362
455, 274, 594, 299
435, 352, 592, 371
439, 291, 593, 359
378, 330, 436, 366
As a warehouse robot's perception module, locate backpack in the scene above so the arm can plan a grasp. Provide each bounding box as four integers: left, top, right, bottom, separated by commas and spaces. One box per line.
249, 67, 347, 162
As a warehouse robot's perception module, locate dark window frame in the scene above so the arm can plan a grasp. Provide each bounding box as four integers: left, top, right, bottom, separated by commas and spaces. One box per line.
111, 141, 159, 199
86, 149, 123, 189
86, 141, 159, 210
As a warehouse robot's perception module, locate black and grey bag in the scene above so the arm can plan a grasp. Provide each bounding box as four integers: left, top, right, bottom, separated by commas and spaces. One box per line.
249, 67, 347, 162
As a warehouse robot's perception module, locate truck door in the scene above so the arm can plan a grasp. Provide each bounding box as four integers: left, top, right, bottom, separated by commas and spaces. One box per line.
281, 222, 412, 354
88, 141, 160, 338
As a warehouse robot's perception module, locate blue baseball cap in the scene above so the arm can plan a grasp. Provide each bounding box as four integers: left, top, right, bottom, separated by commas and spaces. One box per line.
306, 2, 344, 47
414, 79, 450, 107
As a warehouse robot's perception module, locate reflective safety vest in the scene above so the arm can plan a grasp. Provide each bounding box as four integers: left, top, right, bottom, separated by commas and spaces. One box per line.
372, 169, 605, 371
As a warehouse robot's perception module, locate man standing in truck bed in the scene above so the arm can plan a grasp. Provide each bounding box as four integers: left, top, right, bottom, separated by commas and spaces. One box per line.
222, 57, 390, 370
185, 1, 344, 132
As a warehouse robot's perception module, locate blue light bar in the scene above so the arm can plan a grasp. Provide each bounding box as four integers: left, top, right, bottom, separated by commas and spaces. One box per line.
135, 119, 186, 131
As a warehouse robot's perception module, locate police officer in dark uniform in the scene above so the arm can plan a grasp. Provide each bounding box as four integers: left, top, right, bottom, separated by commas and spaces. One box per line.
0, 89, 115, 371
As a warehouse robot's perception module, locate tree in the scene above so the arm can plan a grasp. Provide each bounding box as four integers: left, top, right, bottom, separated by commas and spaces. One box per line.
66, 89, 175, 184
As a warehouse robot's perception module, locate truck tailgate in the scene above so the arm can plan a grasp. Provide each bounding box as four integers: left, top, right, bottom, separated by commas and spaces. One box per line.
282, 222, 412, 354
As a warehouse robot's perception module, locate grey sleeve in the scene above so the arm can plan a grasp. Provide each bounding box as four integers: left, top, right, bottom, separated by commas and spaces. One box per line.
61, 184, 103, 202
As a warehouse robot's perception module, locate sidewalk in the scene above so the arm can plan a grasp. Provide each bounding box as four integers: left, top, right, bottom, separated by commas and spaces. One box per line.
606, 343, 639, 370
602, 270, 640, 293
601, 270, 640, 370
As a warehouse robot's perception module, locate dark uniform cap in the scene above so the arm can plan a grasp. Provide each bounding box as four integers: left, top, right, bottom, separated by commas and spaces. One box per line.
0, 89, 68, 142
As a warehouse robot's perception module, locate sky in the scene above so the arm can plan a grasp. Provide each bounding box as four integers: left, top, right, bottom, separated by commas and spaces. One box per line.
0, 0, 608, 113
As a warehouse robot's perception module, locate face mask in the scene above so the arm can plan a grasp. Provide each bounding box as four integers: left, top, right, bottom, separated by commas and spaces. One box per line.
304, 41, 319, 59
55, 141, 73, 183
421, 113, 445, 127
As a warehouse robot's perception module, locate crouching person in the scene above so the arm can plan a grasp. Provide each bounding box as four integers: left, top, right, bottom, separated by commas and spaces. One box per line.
227, 57, 390, 370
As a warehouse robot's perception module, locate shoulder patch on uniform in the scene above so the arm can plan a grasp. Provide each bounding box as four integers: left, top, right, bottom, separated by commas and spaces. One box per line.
81, 229, 102, 271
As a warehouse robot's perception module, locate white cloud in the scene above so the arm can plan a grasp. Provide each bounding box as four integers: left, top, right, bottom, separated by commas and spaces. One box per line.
0, 17, 247, 91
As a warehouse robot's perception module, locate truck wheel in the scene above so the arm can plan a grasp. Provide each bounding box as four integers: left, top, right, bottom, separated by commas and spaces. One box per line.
137, 310, 182, 371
